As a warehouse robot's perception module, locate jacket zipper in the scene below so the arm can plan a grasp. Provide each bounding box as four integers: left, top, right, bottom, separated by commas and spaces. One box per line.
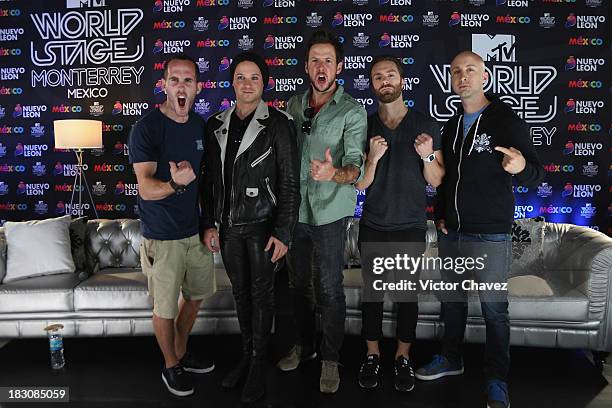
265, 177, 277, 206
250, 146, 272, 167
454, 118, 467, 232
228, 141, 261, 226
228, 156, 238, 227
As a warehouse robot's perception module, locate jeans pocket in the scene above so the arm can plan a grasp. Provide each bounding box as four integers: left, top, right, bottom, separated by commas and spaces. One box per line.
478, 233, 509, 243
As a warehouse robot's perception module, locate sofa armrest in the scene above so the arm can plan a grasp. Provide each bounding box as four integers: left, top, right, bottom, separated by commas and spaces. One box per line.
543, 223, 612, 350
0, 229, 6, 282
544, 223, 612, 287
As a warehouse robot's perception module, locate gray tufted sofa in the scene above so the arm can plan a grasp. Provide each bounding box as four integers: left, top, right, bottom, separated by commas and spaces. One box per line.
0, 218, 611, 355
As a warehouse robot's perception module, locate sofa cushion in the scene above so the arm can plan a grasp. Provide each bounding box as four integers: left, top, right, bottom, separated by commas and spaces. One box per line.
511, 217, 545, 277
69, 216, 88, 272
345, 268, 587, 322
200, 269, 235, 311
508, 275, 553, 297
4, 215, 75, 283
74, 267, 234, 311
87, 219, 142, 270
0, 273, 83, 313
74, 269, 152, 311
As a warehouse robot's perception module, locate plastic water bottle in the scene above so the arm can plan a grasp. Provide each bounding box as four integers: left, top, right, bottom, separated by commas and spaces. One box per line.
44, 324, 65, 369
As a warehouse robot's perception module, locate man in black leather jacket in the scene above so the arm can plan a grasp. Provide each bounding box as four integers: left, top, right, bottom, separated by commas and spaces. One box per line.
199, 52, 300, 403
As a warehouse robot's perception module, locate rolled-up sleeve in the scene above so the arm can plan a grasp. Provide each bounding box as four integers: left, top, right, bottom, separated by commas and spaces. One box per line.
341, 105, 367, 181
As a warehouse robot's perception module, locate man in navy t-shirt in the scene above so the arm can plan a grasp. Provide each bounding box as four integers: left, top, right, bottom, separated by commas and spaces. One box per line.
355, 55, 445, 393
128, 55, 216, 397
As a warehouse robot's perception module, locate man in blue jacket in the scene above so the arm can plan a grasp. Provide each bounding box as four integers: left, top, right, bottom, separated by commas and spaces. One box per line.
415, 51, 545, 408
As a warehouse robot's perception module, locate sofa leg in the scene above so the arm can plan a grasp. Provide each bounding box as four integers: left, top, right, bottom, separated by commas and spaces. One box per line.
592, 351, 609, 372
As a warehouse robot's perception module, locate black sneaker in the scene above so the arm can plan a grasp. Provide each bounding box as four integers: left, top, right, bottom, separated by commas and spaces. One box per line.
179, 351, 215, 374
394, 356, 415, 392
358, 354, 380, 389
161, 364, 194, 397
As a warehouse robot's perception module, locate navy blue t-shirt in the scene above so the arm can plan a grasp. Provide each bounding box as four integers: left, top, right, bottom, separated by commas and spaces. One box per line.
128, 109, 206, 240
361, 109, 441, 231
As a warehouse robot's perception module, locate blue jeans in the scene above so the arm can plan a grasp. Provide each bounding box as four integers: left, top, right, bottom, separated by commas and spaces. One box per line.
287, 218, 347, 362
439, 229, 511, 381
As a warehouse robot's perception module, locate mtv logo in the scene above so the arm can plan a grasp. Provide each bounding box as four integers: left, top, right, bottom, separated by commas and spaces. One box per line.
66, 0, 106, 8
472, 34, 516, 63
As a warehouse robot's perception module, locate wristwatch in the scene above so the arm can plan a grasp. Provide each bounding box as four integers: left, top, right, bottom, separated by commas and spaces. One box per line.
169, 179, 186, 195
422, 152, 436, 163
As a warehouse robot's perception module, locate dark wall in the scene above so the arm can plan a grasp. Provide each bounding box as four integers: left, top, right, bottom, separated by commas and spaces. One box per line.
0, 0, 609, 234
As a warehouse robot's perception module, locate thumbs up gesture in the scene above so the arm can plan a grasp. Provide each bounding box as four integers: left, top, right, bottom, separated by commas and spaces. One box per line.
310, 147, 336, 181
494, 146, 526, 175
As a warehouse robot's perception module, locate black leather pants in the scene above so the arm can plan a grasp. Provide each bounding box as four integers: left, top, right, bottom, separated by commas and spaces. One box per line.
220, 222, 276, 361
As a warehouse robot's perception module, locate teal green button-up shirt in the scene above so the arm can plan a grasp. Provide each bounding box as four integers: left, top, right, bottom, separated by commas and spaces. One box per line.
287, 85, 367, 226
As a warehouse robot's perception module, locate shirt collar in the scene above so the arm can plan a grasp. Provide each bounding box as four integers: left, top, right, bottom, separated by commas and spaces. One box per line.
301, 84, 345, 111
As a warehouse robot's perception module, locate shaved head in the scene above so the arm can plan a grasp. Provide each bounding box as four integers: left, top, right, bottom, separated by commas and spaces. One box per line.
449, 50, 489, 107
451, 51, 485, 69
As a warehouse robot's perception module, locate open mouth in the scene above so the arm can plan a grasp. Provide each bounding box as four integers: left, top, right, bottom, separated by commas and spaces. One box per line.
177, 95, 186, 108
316, 74, 327, 85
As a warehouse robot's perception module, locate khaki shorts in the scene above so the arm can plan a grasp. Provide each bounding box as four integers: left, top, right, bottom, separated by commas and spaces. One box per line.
141, 234, 215, 319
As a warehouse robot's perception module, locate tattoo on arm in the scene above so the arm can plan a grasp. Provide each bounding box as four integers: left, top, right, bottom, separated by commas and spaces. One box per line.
332, 164, 360, 184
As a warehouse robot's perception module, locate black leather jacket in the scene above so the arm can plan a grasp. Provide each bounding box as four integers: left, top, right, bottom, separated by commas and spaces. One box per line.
200, 101, 300, 246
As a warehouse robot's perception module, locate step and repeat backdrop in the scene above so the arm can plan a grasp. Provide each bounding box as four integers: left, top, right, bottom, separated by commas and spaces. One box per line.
0, 0, 609, 233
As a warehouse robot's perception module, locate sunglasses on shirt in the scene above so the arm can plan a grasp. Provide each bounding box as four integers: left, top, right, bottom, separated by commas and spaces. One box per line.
302, 107, 315, 135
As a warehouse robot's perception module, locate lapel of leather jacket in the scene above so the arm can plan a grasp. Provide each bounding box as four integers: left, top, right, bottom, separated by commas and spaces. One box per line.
236, 100, 269, 159
213, 105, 234, 181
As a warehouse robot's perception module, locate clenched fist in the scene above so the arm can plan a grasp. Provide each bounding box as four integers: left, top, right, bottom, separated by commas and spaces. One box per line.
169, 160, 196, 185
414, 133, 434, 158
367, 135, 388, 163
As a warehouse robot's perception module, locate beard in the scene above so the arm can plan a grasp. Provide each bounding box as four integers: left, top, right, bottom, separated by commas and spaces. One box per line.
376, 84, 402, 104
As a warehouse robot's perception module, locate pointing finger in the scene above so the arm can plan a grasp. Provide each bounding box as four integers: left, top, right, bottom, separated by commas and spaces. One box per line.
494, 146, 514, 156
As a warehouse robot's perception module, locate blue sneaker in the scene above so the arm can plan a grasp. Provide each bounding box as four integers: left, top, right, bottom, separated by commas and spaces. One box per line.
414, 354, 464, 381
487, 380, 510, 408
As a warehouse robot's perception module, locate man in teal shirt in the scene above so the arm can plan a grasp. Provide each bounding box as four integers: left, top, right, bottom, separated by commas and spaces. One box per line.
276, 29, 367, 394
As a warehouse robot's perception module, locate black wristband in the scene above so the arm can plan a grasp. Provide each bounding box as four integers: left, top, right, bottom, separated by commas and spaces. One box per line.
169, 179, 186, 195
